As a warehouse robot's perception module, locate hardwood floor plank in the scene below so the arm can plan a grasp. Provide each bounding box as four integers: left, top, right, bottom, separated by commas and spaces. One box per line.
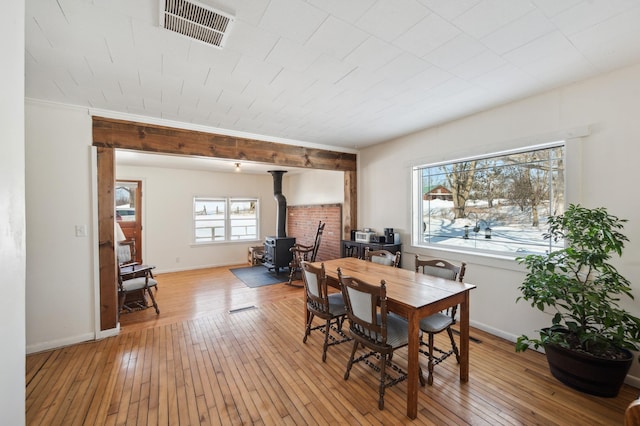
66, 339, 112, 426
112, 331, 138, 424
196, 316, 233, 424
134, 328, 153, 426
26, 265, 640, 425
174, 323, 202, 426
207, 315, 252, 424
25, 351, 52, 398
80, 336, 119, 424
222, 315, 268, 424
35, 344, 88, 425
25, 350, 59, 413
188, 323, 218, 418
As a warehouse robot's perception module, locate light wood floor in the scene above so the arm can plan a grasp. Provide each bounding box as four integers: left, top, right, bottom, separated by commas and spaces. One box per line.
26, 265, 639, 425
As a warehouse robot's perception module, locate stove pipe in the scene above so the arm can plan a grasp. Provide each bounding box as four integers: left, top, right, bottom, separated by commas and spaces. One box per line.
268, 170, 288, 238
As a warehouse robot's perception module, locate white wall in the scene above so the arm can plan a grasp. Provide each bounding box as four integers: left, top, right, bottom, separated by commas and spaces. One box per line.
285, 169, 344, 206
1, 0, 26, 423
116, 164, 279, 272
115, 165, 344, 272
359, 62, 640, 383
25, 102, 96, 353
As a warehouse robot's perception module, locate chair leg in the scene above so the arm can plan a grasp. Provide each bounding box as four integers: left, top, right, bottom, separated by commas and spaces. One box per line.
287, 265, 295, 286
149, 272, 158, 293
447, 327, 460, 363
303, 313, 315, 343
336, 315, 344, 331
286, 266, 303, 287
378, 353, 387, 410
344, 341, 358, 380
322, 319, 331, 362
146, 287, 160, 315
428, 333, 434, 385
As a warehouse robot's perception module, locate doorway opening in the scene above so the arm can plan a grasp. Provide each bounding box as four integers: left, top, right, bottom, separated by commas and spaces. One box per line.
116, 180, 142, 264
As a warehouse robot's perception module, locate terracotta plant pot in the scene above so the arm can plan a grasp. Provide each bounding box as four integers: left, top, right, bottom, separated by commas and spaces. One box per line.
544, 343, 633, 397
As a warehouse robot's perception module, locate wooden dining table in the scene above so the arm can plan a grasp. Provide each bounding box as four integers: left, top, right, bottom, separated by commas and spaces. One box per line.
311, 257, 476, 419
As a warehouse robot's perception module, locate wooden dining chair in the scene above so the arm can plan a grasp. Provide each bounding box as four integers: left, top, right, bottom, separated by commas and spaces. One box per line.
338, 268, 424, 410
363, 248, 401, 268
300, 261, 351, 361
288, 221, 325, 287
117, 240, 158, 293
118, 263, 160, 315
414, 255, 467, 385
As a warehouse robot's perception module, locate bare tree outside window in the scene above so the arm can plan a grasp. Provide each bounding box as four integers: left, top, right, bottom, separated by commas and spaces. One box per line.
445, 161, 476, 219
414, 143, 565, 256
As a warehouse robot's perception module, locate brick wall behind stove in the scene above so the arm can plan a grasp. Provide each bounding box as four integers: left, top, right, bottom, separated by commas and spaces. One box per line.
287, 204, 342, 261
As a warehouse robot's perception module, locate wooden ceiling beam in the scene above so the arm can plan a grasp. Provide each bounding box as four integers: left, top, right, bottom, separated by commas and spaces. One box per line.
92, 116, 357, 172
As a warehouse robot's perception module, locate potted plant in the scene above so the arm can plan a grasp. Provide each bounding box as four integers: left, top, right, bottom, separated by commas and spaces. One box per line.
515, 204, 640, 397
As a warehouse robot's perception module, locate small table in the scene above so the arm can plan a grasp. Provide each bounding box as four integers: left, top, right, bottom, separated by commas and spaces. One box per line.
311, 257, 476, 419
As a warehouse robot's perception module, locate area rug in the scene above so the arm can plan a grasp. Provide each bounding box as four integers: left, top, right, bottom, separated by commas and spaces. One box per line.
230, 265, 290, 288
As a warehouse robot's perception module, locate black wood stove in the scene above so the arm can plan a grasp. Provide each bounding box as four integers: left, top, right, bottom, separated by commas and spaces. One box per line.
262, 170, 295, 272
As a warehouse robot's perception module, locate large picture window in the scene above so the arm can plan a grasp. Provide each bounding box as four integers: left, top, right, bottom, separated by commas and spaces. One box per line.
194, 197, 259, 243
412, 143, 565, 256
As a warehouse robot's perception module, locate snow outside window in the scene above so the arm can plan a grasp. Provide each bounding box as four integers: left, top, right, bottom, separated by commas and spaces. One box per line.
412, 142, 565, 257
194, 197, 259, 243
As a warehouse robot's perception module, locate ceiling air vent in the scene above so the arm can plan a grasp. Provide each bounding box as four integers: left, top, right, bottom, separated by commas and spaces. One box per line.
160, 0, 234, 48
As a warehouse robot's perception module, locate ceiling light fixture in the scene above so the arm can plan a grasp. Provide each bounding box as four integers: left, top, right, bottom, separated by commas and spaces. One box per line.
235, 162, 241, 172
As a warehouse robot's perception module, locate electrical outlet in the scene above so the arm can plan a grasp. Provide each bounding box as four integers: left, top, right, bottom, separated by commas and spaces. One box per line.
176, 257, 180, 263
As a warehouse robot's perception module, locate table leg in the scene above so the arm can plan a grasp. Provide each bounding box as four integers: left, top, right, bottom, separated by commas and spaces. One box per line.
406, 310, 419, 419
459, 292, 470, 381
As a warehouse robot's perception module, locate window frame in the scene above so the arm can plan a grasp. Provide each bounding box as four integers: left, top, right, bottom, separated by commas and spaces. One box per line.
193, 196, 260, 244
411, 141, 566, 258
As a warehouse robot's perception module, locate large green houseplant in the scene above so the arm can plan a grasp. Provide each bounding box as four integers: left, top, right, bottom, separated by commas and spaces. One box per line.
515, 204, 640, 396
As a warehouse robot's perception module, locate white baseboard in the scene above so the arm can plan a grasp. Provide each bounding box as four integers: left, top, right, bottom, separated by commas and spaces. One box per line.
469, 320, 640, 387
470, 320, 521, 344
625, 375, 640, 389
26, 326, 121, 355
155, 262, 247, 274
26, 332, 96, 355
97, 325, 120, 340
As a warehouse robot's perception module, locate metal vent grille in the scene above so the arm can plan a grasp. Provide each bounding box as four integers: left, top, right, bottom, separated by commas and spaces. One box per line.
161, 0, 233, 48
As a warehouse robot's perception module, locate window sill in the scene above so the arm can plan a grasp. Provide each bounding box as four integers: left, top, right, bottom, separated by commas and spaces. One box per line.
408, 243, 526, 273
190, 239, 263, 248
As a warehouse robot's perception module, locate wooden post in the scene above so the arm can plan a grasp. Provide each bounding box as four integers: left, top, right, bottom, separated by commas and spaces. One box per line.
97, 147, 117, 330
343, 170, 357, 240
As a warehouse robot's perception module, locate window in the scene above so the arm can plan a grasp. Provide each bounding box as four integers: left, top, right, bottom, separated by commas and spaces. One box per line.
194, 197, 259, 243
412, 143, 565, 256
115, 181, 139, 222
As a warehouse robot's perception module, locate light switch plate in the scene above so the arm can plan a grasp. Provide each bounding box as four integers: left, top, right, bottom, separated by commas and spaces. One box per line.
75, 225, 88, 237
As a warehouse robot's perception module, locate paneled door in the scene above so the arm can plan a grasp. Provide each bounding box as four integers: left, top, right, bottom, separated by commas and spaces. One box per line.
115, 180, 143, 264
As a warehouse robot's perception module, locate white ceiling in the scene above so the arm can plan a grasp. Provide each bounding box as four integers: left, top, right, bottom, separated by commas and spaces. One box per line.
26, 0, 640, 153
115, 149, 310, 174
